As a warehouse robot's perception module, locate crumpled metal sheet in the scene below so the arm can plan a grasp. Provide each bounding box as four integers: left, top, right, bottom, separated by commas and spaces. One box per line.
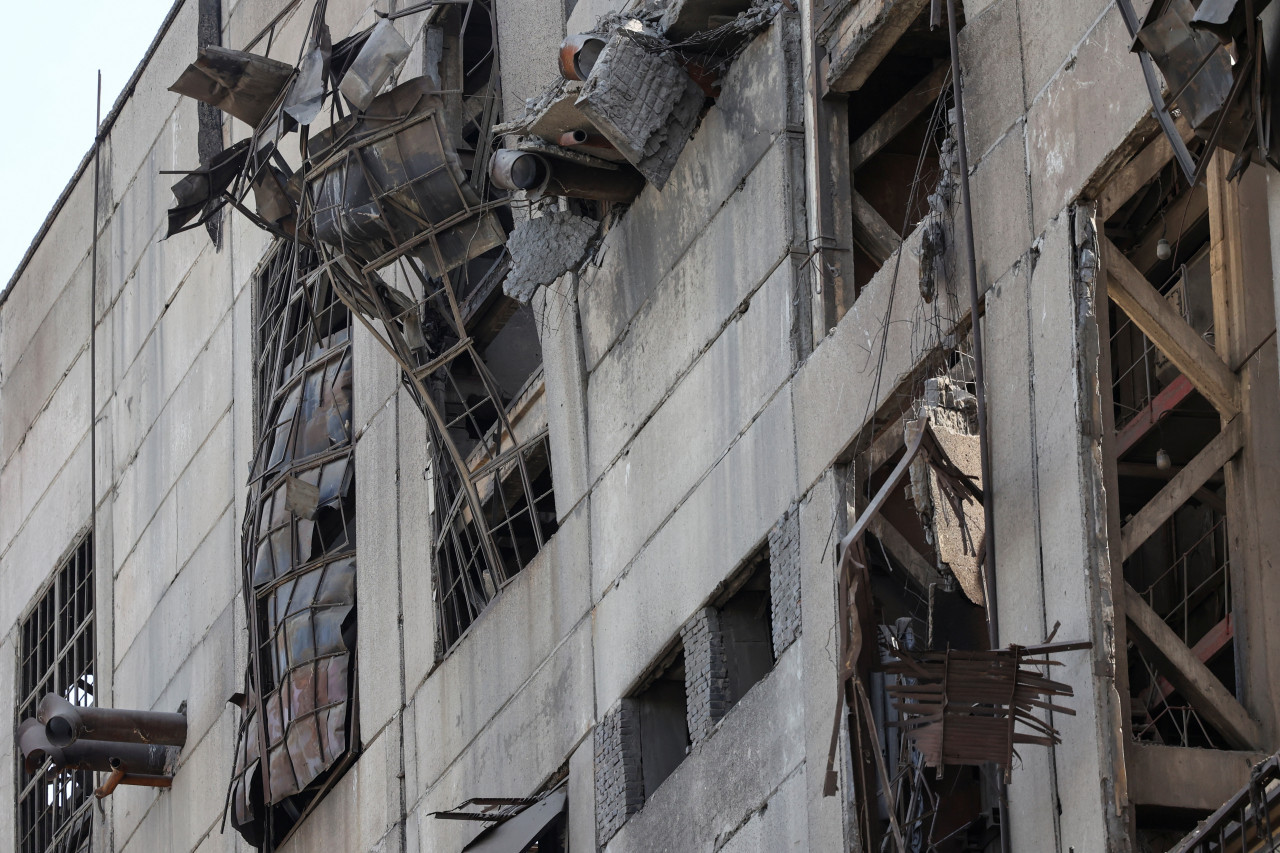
284, 40, 330, 126
307, 78, 506, 276
1137, 0, 1236, 129
230, 243, 358, 841
166, 139, 250, 237
338, 17, 411, 111
169, 46, 295, 127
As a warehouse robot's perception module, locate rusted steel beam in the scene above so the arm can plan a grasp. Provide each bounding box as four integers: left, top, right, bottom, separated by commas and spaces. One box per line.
1114, 373, 1195, 458
1145, 614, 1234, 706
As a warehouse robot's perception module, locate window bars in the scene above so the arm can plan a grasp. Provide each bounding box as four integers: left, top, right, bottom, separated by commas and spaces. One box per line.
16, 535, 94, 853
229, 242, 359, 847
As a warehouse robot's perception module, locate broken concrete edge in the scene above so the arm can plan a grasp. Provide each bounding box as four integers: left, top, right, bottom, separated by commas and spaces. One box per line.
503, 211, 601, 304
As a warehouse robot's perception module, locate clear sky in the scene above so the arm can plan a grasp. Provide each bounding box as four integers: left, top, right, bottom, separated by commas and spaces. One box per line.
0, 0, 179, 287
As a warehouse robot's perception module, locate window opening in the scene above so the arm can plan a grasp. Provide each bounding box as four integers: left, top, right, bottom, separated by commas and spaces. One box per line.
15, 535, 94, 853
229, 242, 358, 849
631, 646, 690, 800
820, 2, 960, 300
713, 550, 775, 714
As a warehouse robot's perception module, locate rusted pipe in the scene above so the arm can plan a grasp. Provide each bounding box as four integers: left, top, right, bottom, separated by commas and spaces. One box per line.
95, 764, 126, 799
38, 694, 188, 748
558, 34, 607, 81
489, 150, 644, 202
94, 758, 174, 799
18, 718, 182, 775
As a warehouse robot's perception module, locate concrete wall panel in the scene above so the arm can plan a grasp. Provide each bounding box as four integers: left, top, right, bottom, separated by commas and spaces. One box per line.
593, 387, 797, 709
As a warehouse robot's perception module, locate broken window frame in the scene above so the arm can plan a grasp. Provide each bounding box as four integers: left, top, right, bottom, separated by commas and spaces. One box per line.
229, 240, 360, 849
431, 786, 568, 852
165, 0, 558, 696
826, 416, 1086, 852
15, 534, 94, 853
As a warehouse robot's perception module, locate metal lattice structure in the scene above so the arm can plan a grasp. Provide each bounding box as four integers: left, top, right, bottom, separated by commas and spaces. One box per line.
229, 243, 359, 845
166, 2, 557, 845
15, 536, 94, 853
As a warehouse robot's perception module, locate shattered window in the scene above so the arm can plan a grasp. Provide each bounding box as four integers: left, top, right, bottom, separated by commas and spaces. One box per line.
229, 243, 358, 847
15, 535, 94, 853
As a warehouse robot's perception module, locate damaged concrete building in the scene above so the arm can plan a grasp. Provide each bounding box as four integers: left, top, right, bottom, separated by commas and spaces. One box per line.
6, 0, 1280, 850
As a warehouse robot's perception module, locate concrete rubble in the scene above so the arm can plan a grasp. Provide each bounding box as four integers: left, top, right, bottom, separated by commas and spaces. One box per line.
502, 210, 600, 304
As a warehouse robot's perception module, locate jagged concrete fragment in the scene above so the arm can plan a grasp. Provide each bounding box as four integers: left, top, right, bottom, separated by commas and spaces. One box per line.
503, 211, 599, 303
575, 35, 705, 188
908, 381, 985, 605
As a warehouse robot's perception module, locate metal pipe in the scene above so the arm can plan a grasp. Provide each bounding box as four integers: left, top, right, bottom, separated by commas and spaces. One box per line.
558, 130, 616, 152
19, 718, 182, 775
558, 34, 607, 81
543, 160, 644, 202
94, 764, 125, 799
94, 758, 174, 799
945, 2, 1009, 851
38, 694, 188, 748
489, 150, 644, 202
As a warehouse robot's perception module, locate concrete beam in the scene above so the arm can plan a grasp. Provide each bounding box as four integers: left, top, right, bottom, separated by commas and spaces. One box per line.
1123, 583, 1262, 751
822, 0, 932, 94
1102, 236, 1241, 418
1121, 417, 1243, 560
851, 190, 902, 268
1126, 742, 1265, 812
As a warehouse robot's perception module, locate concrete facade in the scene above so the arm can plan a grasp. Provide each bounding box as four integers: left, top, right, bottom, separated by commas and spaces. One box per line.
4, 1, 1280, 852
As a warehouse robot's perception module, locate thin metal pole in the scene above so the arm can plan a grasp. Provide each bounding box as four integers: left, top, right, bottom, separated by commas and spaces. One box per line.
944, 2, 1010, 852
91, 70, 101, 561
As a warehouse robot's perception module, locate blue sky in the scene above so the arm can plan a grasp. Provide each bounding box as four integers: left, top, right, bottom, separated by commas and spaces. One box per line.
0, 0, 179, 286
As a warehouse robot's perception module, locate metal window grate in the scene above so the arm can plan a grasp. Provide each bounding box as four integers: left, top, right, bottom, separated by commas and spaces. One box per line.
15, 534, 94, 853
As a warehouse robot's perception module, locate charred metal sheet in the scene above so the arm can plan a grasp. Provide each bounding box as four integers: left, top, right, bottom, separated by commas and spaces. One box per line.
883, 643, 1087, 782
457, 789, 569, 852
284, 40, 330, 126
337, 17, 411, 111
1137, 0, 1235, 130
169, 46, 295, 127
1126, 0, 1280, 179
166, 138, 250, 236
307, 77, 506, 276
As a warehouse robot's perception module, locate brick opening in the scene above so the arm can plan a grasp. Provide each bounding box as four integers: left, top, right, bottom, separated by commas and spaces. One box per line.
633, 649, 689, 799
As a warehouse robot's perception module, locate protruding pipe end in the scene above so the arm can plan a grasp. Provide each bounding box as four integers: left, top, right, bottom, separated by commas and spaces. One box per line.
489, 150, 550, 194
38, 694, 84, 748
